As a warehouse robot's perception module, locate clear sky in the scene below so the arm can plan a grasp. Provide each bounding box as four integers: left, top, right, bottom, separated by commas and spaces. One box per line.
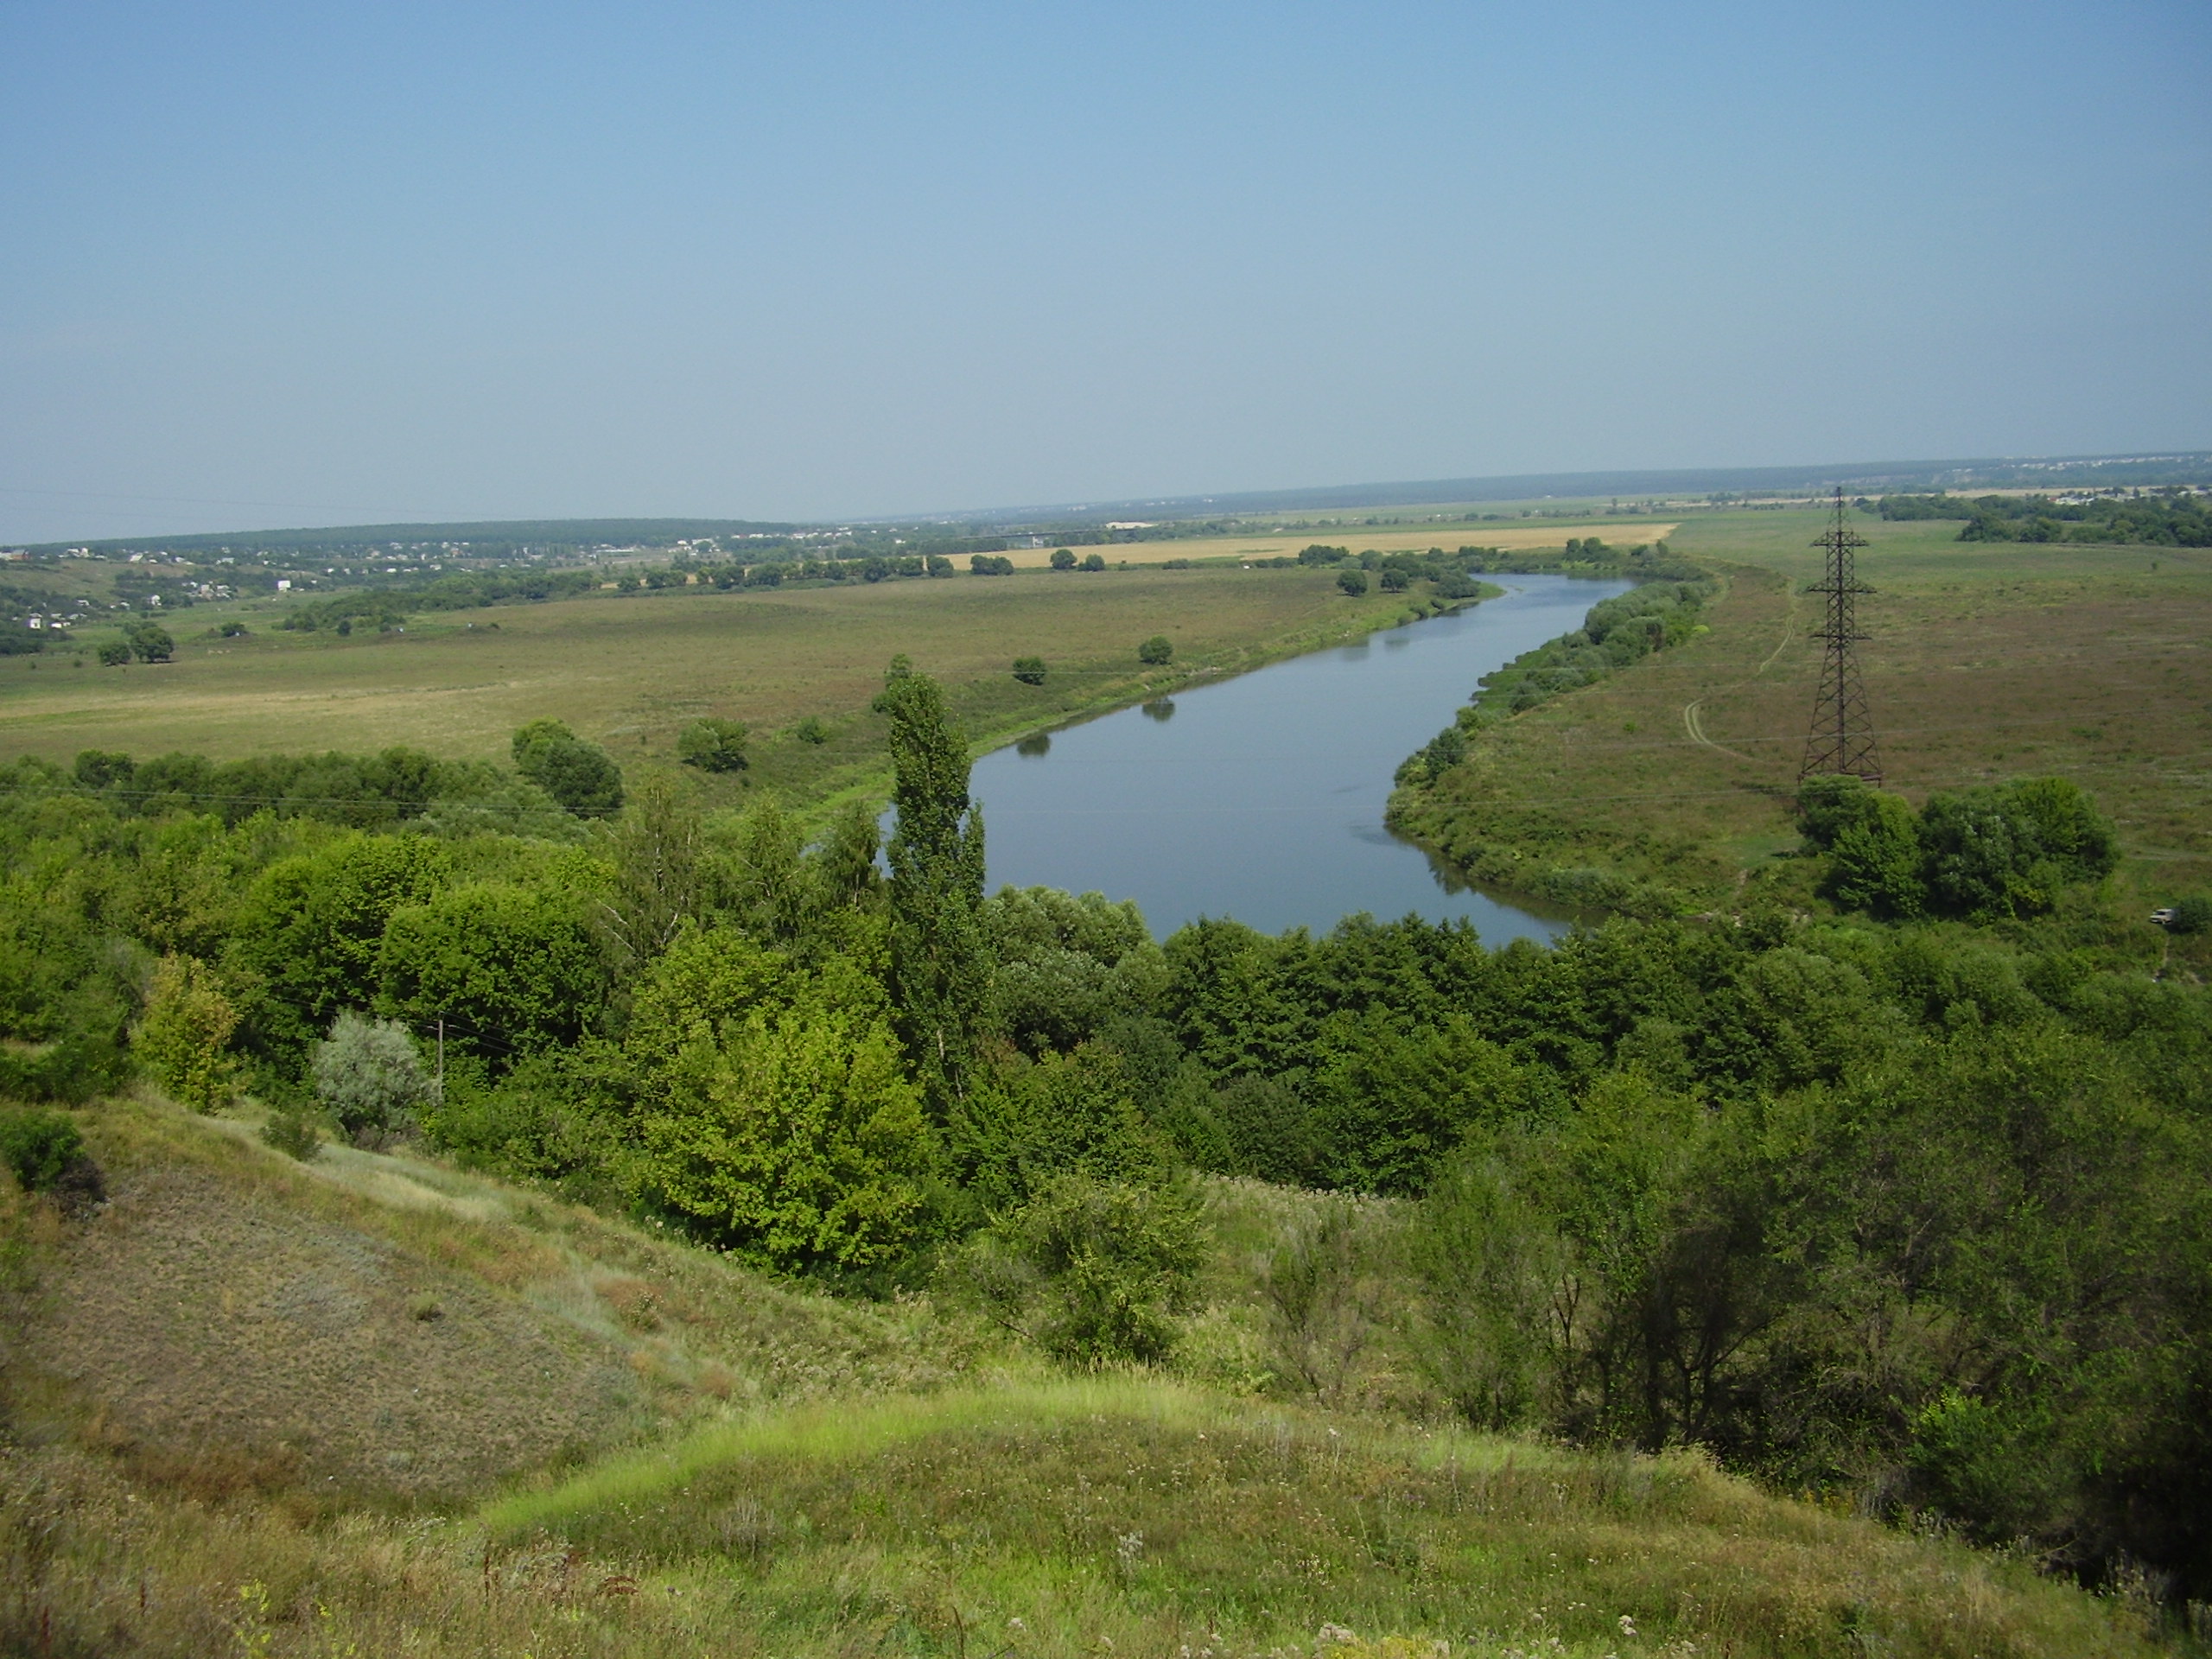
3, 1, 2207, 542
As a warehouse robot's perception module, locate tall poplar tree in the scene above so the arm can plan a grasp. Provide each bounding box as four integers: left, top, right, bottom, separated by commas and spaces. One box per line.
876, 659, 991, 1109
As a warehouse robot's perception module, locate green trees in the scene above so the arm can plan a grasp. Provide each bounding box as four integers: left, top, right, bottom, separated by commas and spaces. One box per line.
1080, 551, 1106, 571
1049, 548, 1077, 571
511, 719, 624, 817
136, 955, 240, 1110
877, 663, 991, 1109
1800, 775, 2119, 921
676, 717, 749, 772
1011, 656, 1047, 686
638, 964, 935, 1272
378, 883, 604, 1061
1335, 569, 1370, 596
1137, 635, 1173, 665
124, 620, 175, 662
97, 641, 131, 666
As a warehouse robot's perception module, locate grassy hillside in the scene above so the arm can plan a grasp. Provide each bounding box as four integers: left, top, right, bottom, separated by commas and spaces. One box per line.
0, 1094, 2174, 1659
1389, 508, 2212, 913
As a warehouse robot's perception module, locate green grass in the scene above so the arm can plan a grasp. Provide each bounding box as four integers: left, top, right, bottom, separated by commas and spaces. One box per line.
1389, 508, 2212, 916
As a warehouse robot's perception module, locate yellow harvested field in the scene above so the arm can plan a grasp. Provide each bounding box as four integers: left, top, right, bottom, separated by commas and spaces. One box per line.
996, 521, 1678, 568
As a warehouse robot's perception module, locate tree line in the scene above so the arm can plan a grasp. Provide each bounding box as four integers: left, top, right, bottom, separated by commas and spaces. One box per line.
1877, 492, 2212, 547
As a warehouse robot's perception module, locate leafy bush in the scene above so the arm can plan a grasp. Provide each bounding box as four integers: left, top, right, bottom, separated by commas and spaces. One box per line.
135, 955, 239, 1111
511, 719, 625, 817
1137, 635, 1173, 665
1011, 656, 1047, 686
677, 716, 749, 772
311, 1011, 432, 1139
0, 1108, 83, 1191
1335, 569, 1369, 596
1080, 551, 1106, 571
97, 640, 131, 666
1049, 548, 1077, 570
2168, 895, 2212, 935
124, 620, 175, 663
260, 1105, 325, 1160
963, 1173, 1207, 1367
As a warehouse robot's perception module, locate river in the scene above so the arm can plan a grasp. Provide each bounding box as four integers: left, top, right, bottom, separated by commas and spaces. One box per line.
967, 573, 1632, 942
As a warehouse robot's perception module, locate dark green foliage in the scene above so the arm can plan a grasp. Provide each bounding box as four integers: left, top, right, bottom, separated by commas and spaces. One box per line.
676, 717, 749, 772
1877, 490, 2212, 547
512, 719, 624, 817
1297, 544, 1349, 564
1011, 656, 1047, 686
878, 664, 991, 1110
2168, 895, 2212, 935
983, 887, 1159, 1056
124, 620, 175, 662
1049, 548, 1077, 570
97, 640, 131, 666
1335, 569, 1369, 596
226, 835, 457, 1058
378, 882, 606, 1063
1137, 635, 1173, 664
969, 554, 1015, 575
1802, 776, 2119, 922
0, 1108, 83, 1192
1080, 551, 1106, 571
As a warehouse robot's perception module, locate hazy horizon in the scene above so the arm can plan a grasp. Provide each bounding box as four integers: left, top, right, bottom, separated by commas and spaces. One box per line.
4, 1, 2207, 543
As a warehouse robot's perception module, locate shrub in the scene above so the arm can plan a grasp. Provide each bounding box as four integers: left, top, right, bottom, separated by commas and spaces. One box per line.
0, 1108, 83, 1191
1080, 551, 1106, 571
1336, 569, 1370, 596
311, 1011, 432, 1139
962, 1173, 1207, 1368
677, 716, 750, 772
1138, 635, 1173, 665
511, 719, 625, 817
135, 955, 239, 1111
1011, 656, 1047, 686
791, 716, 830, 746
1050, 548, 1077, 570
260, 1106, 325, 1161
97, 640, 131, 667
2168, 895, 2212, 935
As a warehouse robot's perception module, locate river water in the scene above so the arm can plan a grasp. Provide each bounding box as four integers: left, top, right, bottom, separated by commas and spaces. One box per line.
968, 574, 1632, 943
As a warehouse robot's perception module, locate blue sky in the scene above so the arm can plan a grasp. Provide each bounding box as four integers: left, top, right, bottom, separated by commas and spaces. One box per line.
3, 1, 2206, 540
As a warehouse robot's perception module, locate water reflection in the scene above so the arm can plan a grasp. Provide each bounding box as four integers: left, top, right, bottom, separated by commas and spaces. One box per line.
1014, 732, 1052, 758
968, 575, 1630, 944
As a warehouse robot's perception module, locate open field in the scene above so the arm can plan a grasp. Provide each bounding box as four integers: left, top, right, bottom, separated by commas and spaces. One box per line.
0, 567, 1428, 799
994, 520, 1678, 569
3, 1096, 2168, 1659
1390, 508, 2212, 912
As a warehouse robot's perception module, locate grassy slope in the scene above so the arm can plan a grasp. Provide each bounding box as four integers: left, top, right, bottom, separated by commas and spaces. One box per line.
1390, 508, 2212, 912
1, 1098, 2169, 1659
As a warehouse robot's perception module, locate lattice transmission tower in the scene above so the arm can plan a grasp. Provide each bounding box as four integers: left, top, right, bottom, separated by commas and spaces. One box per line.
1799, 486, 1882, 785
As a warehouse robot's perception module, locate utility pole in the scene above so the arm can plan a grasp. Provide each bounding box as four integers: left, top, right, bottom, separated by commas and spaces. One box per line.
1799, 487, 1882, 785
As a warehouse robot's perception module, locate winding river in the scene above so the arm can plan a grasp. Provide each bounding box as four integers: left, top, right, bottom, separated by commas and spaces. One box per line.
969, 573, 1633, 943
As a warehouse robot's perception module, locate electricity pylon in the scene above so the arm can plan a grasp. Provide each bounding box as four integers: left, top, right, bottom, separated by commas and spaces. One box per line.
1799, 487, 1881, 785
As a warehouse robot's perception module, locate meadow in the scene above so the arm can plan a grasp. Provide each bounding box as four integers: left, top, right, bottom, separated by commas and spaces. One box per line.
0, 563, 1432, 806
1390, 506, 2212, 911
